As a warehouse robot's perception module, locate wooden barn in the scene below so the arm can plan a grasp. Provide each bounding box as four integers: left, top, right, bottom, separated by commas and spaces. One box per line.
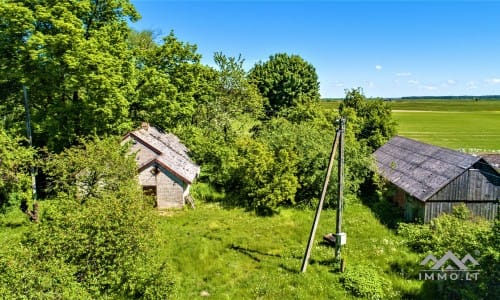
123, 123, 200, 209
374, 136, 500, 223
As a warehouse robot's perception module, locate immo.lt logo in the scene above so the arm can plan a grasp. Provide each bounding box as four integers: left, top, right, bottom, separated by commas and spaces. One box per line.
419, 250, 480, 281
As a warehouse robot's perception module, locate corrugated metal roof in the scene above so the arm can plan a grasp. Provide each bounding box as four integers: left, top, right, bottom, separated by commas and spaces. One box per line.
128, 125, 200, 184
373, 136, 480, 201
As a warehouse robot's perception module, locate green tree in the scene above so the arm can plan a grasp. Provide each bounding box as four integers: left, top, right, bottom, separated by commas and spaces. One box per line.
0, 0, 140, 151
130, 31, 205, 131
234, 136, 299, 214
21, 137, 173, 298
248, 53, 320, 118
339, 88, 396, 151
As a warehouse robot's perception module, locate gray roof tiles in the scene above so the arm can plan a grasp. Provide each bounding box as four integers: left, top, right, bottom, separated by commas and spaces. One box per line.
374, 136, 480, 201
129, 126, 200, 184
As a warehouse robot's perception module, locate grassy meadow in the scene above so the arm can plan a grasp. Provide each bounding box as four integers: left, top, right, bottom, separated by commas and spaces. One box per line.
157, 196, 423, 299
322, 99, 500, 151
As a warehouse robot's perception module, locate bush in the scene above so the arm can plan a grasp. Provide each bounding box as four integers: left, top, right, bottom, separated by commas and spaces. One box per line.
340, 264, 392, 299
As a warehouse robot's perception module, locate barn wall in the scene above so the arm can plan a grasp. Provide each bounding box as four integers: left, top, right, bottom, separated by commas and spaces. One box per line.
424, 201, 498, 222
138, 165, 157, 186
156, 168, 186, 209
430, 165, 500, 201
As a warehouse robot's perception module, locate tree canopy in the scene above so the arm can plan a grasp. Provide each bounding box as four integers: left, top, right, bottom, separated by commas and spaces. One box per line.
248, 53, 321, 118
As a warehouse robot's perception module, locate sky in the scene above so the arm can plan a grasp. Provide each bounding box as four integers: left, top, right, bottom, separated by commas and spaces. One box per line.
130, 0, 500, 98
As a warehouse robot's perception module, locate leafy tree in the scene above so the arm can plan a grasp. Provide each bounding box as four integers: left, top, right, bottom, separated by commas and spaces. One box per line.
0, 0, 140, 151
180, 53, 264, 187
233, 136, 299, 214
21, 137, 173, 298
339, 88, 396, 151
130, 31, 205, 131
248, 53, 320, 118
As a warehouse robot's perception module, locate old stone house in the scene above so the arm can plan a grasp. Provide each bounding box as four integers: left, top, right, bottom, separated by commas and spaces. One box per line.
123, 123, 200, 209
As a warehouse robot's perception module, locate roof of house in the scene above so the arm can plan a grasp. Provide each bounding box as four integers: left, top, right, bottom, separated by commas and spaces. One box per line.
126, 124, 200, 184
373, 136, 481, 201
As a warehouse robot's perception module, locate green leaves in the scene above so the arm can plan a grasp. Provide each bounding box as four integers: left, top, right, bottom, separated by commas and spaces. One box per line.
249, 53, 320, 118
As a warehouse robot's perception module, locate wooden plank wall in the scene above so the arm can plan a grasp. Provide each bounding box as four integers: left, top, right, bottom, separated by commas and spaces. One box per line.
424, 202, 498, 222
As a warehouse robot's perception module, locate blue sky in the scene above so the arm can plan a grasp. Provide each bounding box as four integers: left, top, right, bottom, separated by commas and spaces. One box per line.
130, 0, 500, 98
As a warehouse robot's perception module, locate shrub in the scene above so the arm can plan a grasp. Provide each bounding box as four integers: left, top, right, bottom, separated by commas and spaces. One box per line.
340, 264, 391, 299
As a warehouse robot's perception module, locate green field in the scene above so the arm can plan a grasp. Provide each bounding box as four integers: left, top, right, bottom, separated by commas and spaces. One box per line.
321, 99, 500, 151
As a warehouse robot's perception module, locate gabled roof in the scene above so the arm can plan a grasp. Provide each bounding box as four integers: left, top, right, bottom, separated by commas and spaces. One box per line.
373, 136, 481, 201
125, 124, 200, 184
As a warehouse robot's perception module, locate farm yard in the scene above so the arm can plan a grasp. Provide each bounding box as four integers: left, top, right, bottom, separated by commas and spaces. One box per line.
1, 1, 499, 298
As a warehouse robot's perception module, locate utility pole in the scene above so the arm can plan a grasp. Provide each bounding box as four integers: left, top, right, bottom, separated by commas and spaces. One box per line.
335, 117, 346, 269
300, 127, 340, 273
23, 86, 37, 200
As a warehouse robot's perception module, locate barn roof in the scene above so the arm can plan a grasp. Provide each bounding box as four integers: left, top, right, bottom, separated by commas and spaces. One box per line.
373, 136, 481, 201
126, 124, 200, 184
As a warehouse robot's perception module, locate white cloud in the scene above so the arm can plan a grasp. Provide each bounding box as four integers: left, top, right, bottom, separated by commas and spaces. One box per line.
396, 72, 412, 77
447, 79, 456, 85
335, 82, 345, 87
408, 79, 420, 85
485, 78, 500, 84
466, 81, 478, 89
375, 65, 383, 71
421, 85, 438, 91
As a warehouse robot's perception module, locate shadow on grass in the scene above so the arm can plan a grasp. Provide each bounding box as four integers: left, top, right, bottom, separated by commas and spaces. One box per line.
359, 194, 404, 229
229, 244, 282, 263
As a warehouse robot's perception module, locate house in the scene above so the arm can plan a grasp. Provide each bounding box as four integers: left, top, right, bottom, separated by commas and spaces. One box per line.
123, 123, 200, 209
374, 136, 499, 223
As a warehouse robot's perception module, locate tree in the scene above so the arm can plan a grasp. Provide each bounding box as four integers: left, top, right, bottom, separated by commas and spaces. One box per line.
339, 88, 396, 151
130, 31, 205, 131
20, 137, 173, 298
0, 0, 140, 151
248, 53, 320, 118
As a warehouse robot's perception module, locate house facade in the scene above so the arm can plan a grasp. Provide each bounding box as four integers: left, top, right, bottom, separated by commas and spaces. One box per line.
123, 123, 200, 209
374, 136, 499, 222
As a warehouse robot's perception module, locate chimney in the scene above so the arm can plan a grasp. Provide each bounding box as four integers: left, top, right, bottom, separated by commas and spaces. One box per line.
141, 122, 149, 130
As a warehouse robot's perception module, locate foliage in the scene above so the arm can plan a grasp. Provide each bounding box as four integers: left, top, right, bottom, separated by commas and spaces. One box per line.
19, 137, 173, 298
397, 205, 491, 254
255, 116, 335, 207
233, 136, 299, 214
42, 137, 136, 200
339, 88, 396, 151
0, 0, 141, 151
249, 53, 320, 118
130, 31, 205, 131
397, 205, 498, 299
340, 264, 392, 299
0, 128, 35, 216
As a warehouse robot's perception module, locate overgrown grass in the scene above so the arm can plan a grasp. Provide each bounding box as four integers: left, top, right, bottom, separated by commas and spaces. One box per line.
155, 195, 423, 299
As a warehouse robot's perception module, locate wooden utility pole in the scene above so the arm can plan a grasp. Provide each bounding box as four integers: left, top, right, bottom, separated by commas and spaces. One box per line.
23, 86, 37, 201
300, 125, 340, 273
335, 118, 346, 263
